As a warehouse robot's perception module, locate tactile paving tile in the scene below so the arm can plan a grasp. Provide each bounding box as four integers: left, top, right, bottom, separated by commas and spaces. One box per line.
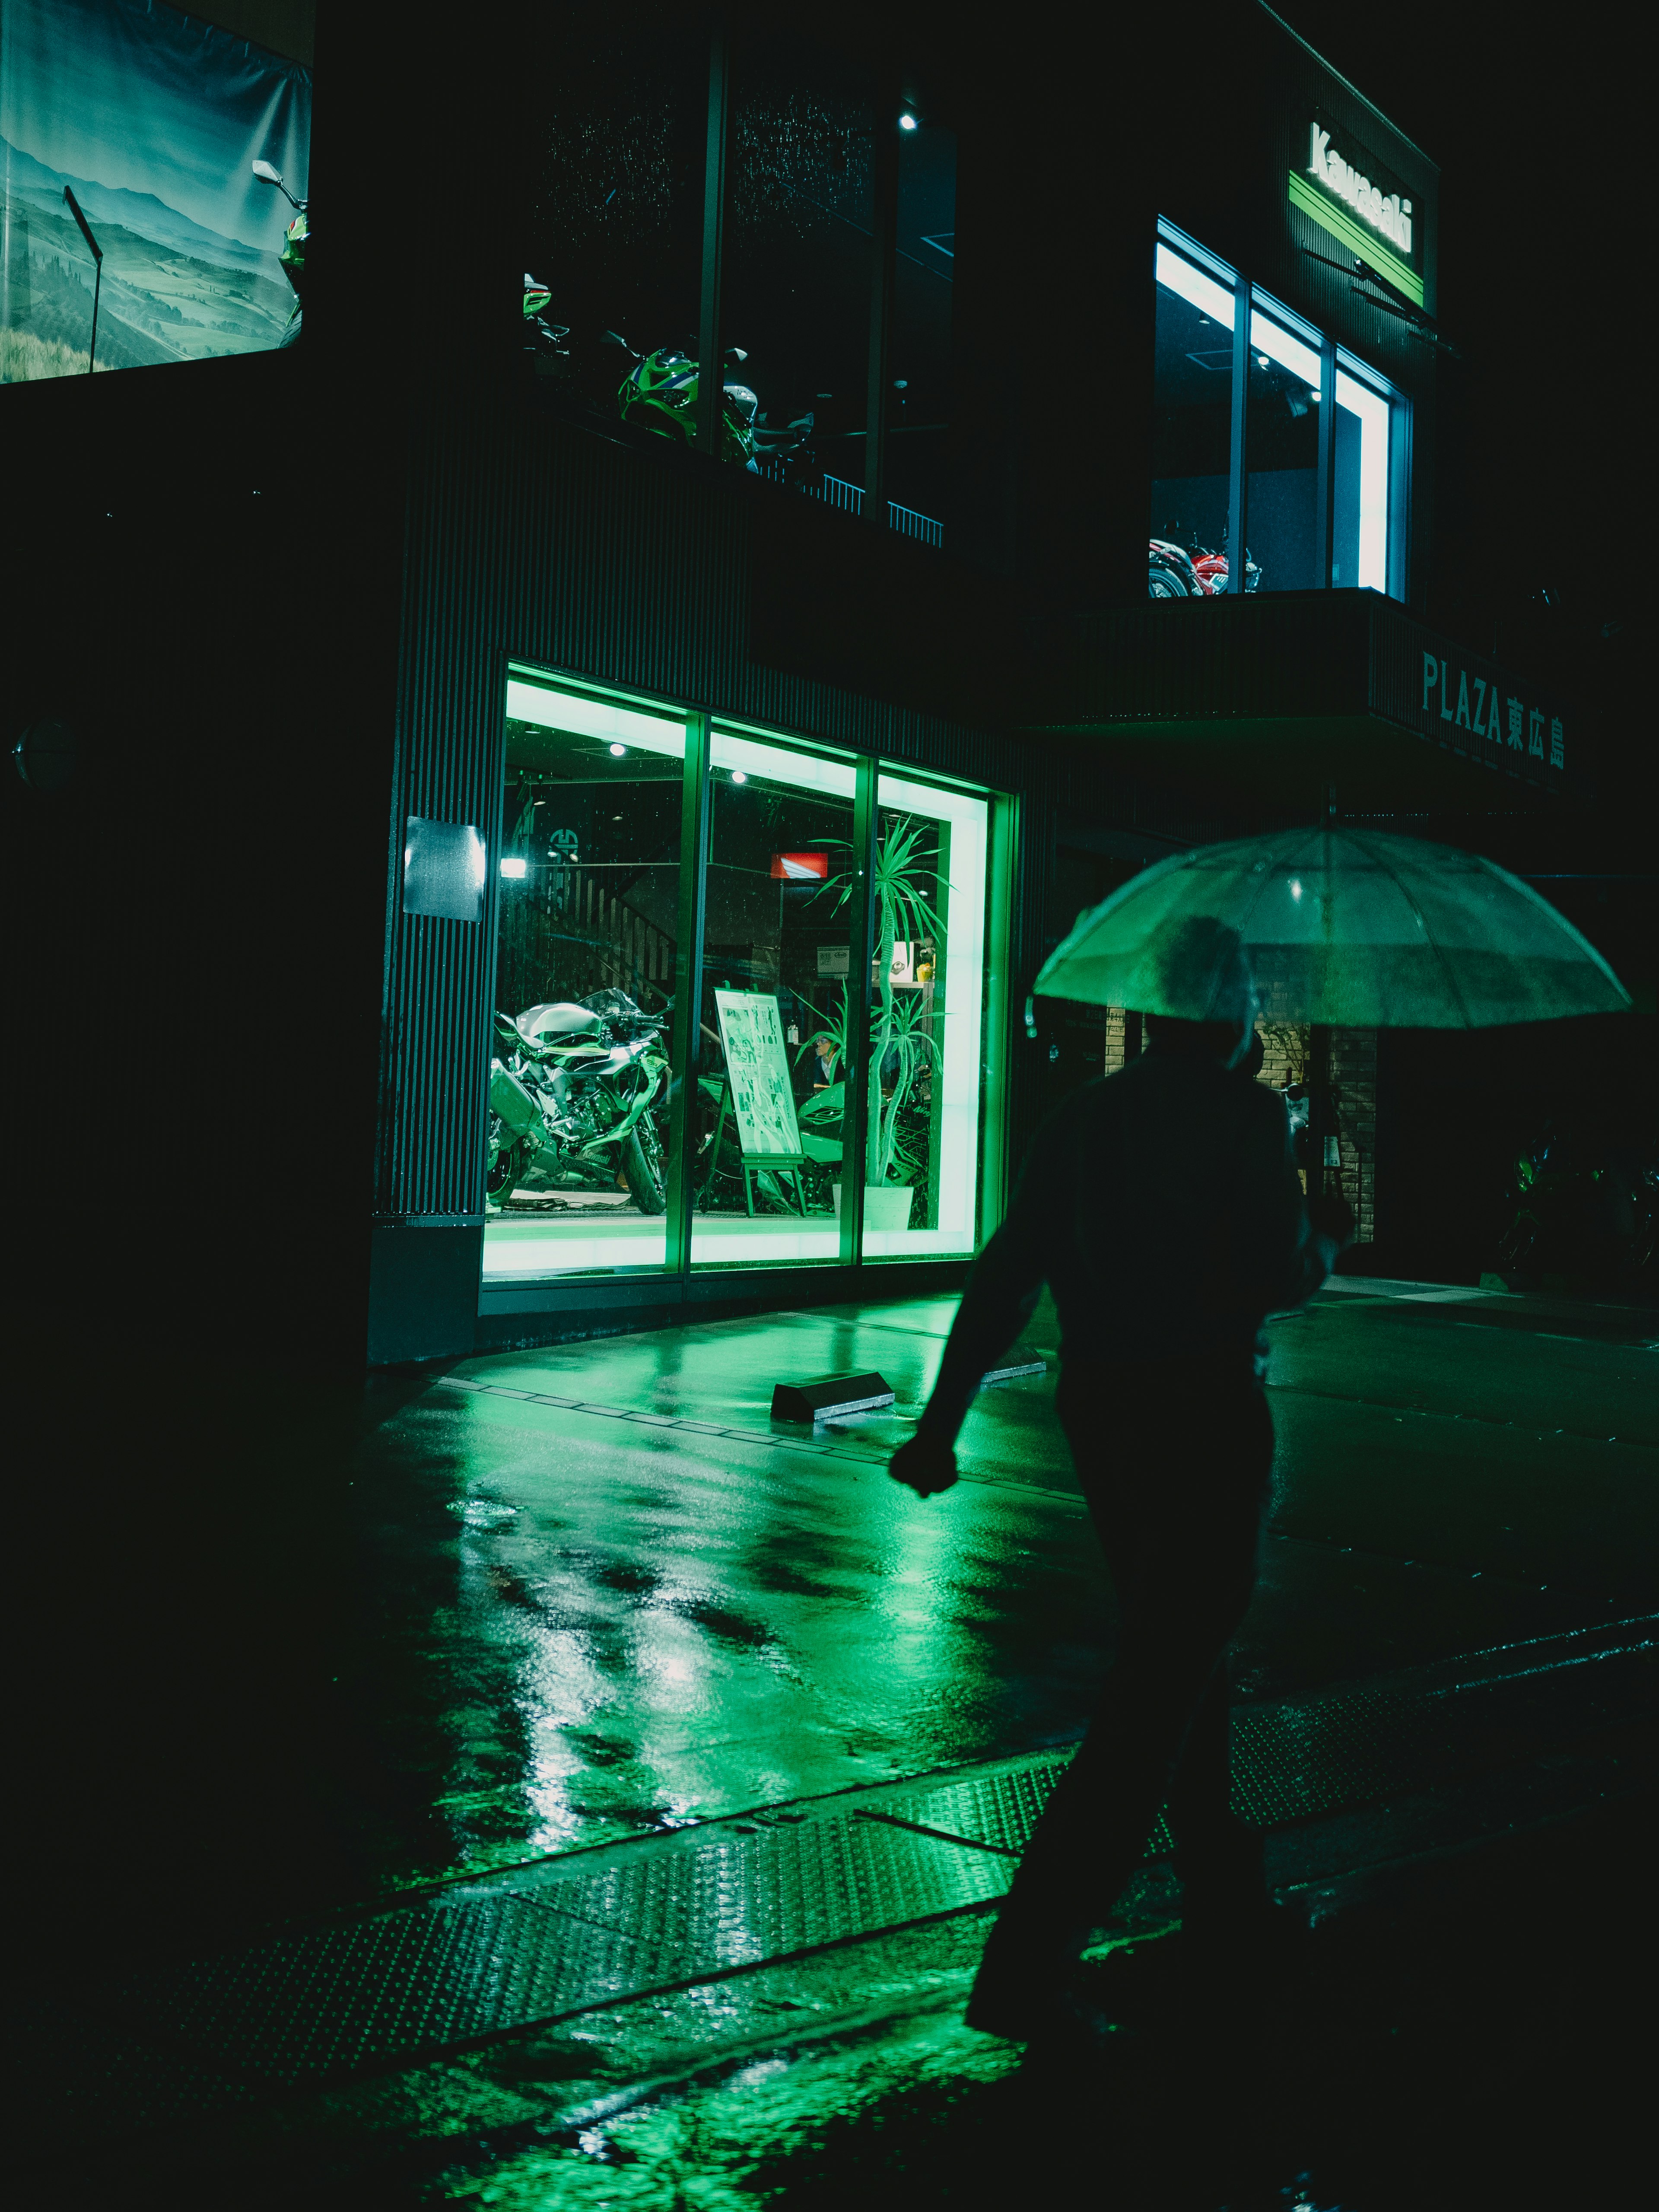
84, 1620, 1655, 2106
848, 1634, 1657, 1852
111, 1813, 1009, 2090
1231, 1643, 1658, 1828
108, 1890, 629, 2088
874, 1758, 1067, 1855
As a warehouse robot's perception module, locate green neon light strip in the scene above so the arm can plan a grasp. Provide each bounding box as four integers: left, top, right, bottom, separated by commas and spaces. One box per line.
1287, 171, 1424, 307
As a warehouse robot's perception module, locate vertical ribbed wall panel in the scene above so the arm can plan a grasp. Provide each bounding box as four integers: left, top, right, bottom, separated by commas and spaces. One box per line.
376, 393, 1182, 1220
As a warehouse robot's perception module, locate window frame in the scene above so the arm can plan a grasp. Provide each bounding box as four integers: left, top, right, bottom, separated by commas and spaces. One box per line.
1155, 217, 1411, 601
486, 661, 1005, 1290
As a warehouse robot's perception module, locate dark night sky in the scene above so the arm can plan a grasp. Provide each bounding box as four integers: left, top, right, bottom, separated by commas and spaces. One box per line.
1271, 1, 1638, 657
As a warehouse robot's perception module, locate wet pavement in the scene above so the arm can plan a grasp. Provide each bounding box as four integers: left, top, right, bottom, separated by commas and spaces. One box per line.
13, 1278, 1657, 2207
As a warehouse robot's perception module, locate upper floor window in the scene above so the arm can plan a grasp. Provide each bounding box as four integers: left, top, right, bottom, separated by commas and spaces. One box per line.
1149, 225, 1408, 601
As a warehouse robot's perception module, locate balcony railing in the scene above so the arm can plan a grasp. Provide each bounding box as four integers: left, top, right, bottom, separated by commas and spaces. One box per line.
753, 458, 943, 550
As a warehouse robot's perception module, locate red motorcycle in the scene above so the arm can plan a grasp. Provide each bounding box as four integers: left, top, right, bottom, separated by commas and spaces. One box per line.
1148, 535, 1260, 597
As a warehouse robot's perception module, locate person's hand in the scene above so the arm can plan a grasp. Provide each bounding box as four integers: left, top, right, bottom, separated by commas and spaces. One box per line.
889, 1434, 959, 1498
1308, 1191, 1356, 1250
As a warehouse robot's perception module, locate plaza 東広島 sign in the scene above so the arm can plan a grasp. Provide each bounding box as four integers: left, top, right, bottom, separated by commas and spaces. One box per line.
1371, 613, 1569, 791
1289, 112, 1424, 307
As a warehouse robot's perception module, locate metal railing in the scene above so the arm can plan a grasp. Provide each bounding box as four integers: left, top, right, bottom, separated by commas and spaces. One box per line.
499, 864, 675, 1012
754, 458, 944, 550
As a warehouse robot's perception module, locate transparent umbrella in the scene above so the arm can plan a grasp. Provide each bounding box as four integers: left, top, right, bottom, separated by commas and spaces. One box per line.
1035, 827, 1631, 1027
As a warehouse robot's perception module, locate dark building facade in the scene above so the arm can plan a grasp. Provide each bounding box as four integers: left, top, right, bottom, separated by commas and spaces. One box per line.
4, 1, 1596, 1371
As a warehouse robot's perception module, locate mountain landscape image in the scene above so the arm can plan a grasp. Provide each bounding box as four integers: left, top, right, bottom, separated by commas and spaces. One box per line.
1, 0, 311, 382
2, 136, 296, 380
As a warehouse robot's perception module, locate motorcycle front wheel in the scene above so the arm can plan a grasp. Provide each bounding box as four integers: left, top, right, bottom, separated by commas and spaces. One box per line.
487, 1138, 531, 1204
622, 1125, 666, 1215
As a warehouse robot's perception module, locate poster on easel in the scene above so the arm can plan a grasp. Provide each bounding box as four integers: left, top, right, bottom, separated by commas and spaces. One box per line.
713, 990, 804, 1159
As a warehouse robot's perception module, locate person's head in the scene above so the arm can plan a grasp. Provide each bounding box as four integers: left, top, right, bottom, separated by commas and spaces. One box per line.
1144, 1012, 1256, 1065
1144, 917, 1260, 1068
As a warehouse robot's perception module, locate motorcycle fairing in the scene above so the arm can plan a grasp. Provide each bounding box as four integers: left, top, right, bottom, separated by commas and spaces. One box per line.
518, 1001, 606, 1041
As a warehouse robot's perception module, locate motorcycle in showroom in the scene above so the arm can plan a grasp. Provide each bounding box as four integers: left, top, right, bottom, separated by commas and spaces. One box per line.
602, 329, 818, 472
1148, 534, 1261, 596
1493, 1121, 1656, 1284
487, 989, 670, 1213
522, 273, 572, 376
252, 161, 571, 372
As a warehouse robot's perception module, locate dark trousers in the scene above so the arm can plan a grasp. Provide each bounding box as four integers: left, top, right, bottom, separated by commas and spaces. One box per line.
975, 1360, 1274, 1993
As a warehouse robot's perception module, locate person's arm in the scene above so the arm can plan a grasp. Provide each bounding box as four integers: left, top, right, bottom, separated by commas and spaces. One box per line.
889, 1116, 1060, 1495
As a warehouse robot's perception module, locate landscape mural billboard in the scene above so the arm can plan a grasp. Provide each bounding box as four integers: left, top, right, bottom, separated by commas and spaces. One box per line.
0, 0, 311, 381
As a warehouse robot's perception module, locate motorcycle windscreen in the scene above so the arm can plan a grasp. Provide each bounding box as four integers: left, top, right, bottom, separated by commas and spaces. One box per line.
483, 678, 684, 1278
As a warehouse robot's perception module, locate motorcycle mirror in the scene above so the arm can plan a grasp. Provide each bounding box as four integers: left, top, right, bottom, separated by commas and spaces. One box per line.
725, 346, 749, 362
251, 159, 283, 184
599, 329, 631, 351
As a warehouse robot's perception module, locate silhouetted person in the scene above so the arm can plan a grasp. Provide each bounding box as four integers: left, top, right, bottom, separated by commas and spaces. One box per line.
889, 920, 1352, 2038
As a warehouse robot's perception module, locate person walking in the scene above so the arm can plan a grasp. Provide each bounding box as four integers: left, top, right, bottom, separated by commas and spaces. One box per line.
887, 919, 1352, 2038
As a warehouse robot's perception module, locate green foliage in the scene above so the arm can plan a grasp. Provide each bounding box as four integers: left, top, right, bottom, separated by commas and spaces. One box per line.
795, 816, 953, 1192
0, 328, 111, 381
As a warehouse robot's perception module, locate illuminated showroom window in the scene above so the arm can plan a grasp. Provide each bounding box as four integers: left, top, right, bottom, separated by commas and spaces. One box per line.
483, 676, 998, 1283
859, 772, 987, 1263
1151, 222, 1407, 599
690, 727, 856, 1271
690, 734, 989, 1267
483, 676, 686, 1282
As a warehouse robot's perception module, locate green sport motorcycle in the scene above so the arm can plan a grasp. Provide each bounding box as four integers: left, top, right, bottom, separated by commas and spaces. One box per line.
602, 329, 763, 467
487, 989, 669, 1213
251, 158, 307, 345
523, 273, 572, 376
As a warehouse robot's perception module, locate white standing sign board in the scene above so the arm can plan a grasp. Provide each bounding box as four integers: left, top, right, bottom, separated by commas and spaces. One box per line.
713, 991, 804, 1159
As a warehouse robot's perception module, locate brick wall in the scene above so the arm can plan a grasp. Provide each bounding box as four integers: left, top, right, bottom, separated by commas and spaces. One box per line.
1329, 1026, 1378, 1246
1101, 1006, 1141, 1074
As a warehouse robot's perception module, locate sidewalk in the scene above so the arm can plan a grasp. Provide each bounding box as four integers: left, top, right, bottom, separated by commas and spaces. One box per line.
15, 1280, 1657, 2207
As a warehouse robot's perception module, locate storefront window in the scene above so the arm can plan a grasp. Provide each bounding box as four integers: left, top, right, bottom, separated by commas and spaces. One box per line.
1150, 241, 1236, 596
859, 774, 988, 1261
1246, 307, 1322, 594
691, 729, 856, 1268
887, 118, 956, 528
727, 34, 874, 499
485, 677, 999, 1285
483, 678, 685, 1281
527, 15, 705, 417
1150, 222, 1405, 599
1331, 359, 1391, 591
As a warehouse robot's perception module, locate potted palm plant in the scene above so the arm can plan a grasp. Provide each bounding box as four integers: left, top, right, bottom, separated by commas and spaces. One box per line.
801, 814, 947, 1232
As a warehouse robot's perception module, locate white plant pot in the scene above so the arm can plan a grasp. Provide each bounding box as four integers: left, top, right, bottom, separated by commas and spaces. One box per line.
830, 1184, 915, 1231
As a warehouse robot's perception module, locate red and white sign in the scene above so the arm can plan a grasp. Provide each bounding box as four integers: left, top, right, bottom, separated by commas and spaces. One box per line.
770, 851, 830, 881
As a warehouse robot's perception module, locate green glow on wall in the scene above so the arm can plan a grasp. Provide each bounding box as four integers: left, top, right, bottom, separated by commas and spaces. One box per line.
1287, 171, 1425, 308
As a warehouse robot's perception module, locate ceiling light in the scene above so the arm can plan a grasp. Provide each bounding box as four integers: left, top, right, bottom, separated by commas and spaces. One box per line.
731, 769, 747, 784
609, 742, 627, 756
898, 111, 918, 131
499, 856, 528, 879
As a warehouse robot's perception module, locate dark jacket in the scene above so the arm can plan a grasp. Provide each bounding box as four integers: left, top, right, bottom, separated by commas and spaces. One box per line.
918, 1048, 1337, 1446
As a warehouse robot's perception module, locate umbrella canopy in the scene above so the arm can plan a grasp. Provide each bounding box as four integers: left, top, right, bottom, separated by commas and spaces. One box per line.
1035, 827, 1631, 1028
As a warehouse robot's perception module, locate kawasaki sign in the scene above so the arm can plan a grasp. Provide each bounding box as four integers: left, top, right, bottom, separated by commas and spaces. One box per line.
1289, 114, 1424, 308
